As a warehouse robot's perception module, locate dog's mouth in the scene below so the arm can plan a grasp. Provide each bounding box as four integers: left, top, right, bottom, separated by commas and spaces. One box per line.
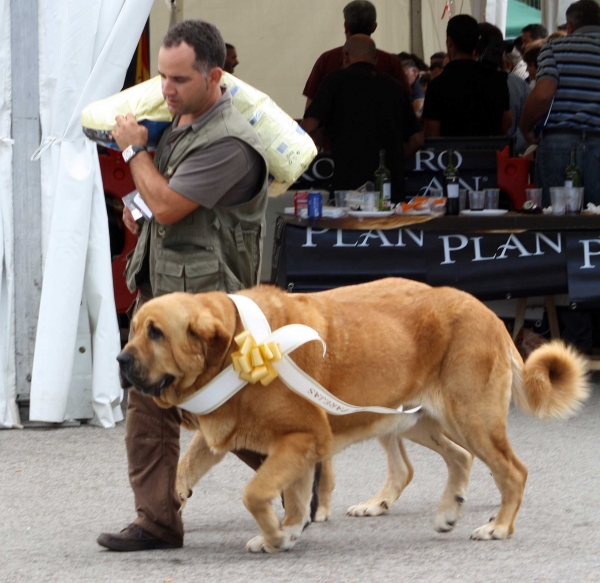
117, 351, 176, 396
135, 374, 176, 397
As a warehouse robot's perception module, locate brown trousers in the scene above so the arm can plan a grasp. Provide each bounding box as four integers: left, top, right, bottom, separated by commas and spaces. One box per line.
125, 295, 266, 545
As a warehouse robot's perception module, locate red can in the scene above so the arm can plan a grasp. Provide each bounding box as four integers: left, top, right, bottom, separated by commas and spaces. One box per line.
294, 191, 309, 216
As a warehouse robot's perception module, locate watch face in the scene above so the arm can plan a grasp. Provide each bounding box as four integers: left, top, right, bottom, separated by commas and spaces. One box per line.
123, 145, 134, 163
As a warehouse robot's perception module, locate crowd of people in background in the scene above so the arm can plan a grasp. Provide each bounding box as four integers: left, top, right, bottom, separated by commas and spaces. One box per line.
296, 0, 600, 207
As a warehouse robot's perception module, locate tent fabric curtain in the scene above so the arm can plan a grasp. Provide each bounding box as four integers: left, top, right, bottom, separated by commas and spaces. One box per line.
0, 0, 19, 429
28, 0, 154, 428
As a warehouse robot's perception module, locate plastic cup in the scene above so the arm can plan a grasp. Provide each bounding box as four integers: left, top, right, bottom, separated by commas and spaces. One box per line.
334, 190, 349, 208
484, 188, 500, 209
525, 188, 543, 207
362, 191, 379, 212
468, 190, 485, 211
550, 187, 567, 215
566, 187, 584, 214
429, 188, 444, 197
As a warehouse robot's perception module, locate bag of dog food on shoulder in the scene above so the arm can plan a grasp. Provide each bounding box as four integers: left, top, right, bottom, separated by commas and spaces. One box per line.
81, 74, 317, 189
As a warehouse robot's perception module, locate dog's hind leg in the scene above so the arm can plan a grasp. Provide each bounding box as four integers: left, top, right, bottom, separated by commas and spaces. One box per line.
243, 432, 323, 553
314, 458, 335, 522
442, 399, 528, 540
347, 432, 414, 517
465, 427, 527, 540
176, 430, 227, 511
402, 415, 473, 533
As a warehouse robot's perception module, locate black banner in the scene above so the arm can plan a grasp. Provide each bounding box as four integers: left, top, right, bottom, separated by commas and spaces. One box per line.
426, 231, 567, 299
273, 224, 591, 301
567, 232, 600, 306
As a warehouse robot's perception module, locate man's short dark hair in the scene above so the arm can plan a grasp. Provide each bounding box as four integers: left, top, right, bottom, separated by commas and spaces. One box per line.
566, 0, 600, 30
163, 20, 226, 75
447, 14, 480, 55
343, 1, 377, 35
476, 22, 504, 56
430, 51, 446, 62
521, 23, 548, 39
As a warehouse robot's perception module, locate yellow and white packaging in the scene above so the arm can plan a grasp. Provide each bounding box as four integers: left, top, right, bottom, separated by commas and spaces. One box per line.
81, 74, 317, 188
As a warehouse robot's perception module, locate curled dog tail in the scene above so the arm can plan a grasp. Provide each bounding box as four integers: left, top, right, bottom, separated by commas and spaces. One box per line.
511, 340, 590, 419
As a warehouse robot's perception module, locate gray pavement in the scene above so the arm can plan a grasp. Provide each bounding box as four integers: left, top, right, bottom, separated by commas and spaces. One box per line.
2, 384, 599, 583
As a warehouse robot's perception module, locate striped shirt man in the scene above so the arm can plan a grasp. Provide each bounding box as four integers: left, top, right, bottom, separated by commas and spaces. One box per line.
536, 26, 600, 131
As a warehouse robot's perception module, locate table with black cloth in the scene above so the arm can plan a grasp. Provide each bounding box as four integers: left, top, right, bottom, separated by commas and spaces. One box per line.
271, 213, 600, 350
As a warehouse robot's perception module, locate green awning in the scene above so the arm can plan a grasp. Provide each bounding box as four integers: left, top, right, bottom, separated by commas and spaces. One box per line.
505, 0, 541, 39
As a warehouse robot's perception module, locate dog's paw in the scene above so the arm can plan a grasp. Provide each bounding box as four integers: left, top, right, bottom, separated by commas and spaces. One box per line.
470, 521, 510, 541
434, 495, 464, 533
435, 513, 458, 533
280, 524, 302, 551
313, 506, 330, 522
245, 535, 285, 554
347, 500, 390, 517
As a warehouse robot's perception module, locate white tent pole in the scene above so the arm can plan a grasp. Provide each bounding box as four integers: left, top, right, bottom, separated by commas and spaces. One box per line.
542, 0, 558, 34
411, 0, 424, 59
11, 0, 42, 415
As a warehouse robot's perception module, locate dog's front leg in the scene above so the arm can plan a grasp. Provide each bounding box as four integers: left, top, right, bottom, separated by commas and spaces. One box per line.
243, 432, 321, 554
176, 430, 227, 511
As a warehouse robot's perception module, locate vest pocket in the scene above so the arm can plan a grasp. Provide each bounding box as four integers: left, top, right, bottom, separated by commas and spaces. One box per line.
154, 259, 185, 295
184, 258, 221, 293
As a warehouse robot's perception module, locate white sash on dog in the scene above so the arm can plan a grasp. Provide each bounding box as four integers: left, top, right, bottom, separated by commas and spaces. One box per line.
179, 294, 421, 416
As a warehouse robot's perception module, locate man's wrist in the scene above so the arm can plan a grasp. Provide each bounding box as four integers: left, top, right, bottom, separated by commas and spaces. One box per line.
122, 144, 147, 163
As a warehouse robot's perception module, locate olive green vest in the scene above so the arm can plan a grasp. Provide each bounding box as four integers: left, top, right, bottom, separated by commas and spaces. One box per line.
125, 98, 268, 297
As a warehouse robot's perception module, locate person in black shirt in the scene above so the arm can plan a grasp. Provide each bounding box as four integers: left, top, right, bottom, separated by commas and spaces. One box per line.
422, 14, 512, 138
302, 35, 423, 203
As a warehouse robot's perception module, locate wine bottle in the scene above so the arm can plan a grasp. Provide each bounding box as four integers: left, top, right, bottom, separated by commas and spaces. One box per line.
374, 150, 392, 211
564, 146, 582, 187
444, 148, 460, 215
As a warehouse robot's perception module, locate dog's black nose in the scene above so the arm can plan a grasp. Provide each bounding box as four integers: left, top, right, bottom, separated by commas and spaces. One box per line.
117, 352, 133, 368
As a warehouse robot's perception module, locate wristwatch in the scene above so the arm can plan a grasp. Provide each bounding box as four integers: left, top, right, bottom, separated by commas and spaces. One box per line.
122, 144, 147, 163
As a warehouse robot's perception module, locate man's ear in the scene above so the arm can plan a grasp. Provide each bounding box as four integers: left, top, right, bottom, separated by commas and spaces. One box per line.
187, 317, 233, 368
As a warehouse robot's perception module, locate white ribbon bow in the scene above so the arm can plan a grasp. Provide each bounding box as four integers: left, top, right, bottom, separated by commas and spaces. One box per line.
179, 294, 421, 417
0, 137, 15, 145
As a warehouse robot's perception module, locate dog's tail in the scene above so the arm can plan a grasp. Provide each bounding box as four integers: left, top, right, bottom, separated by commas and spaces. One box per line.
510, 340, 590, 419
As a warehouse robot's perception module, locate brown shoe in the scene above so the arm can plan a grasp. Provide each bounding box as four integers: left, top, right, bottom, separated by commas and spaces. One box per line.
97, 523, 183, 552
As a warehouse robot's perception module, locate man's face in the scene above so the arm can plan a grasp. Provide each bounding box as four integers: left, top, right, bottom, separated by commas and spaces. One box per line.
158, 42, 219, 118
403, 65, 419, 85
224, 47, 239, 74
521, 31, 534, 50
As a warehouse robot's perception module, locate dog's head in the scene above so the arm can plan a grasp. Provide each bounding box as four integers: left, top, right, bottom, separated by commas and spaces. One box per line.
117, 292, 235, 407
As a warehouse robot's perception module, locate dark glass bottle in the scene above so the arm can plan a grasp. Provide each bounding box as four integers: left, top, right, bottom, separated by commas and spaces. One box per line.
564, 146, 582, 187
444, 148, 460, 215
374, 150, 392, 211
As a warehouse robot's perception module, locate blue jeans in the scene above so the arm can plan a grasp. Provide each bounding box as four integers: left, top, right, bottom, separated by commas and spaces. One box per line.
535, 131, 600, 207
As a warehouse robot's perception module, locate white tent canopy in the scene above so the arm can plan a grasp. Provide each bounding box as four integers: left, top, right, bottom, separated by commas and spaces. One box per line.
1, 0, 153, 429
0, 0, 573, 429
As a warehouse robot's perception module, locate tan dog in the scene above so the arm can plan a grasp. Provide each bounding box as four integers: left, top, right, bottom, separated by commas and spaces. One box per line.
118, 278, 589, 553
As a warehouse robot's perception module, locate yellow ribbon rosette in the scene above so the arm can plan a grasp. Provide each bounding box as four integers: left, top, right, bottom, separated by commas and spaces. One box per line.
231, 330, 282, 386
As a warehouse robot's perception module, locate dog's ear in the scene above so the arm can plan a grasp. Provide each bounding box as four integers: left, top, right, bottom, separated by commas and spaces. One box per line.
187, 316, 233, 368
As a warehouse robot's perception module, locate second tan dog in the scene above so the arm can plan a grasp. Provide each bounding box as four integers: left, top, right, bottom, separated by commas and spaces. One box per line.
118, 278, 589, 553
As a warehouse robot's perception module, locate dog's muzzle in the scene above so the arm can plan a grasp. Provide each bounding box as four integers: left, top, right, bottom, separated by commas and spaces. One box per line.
116, 351, 175, 396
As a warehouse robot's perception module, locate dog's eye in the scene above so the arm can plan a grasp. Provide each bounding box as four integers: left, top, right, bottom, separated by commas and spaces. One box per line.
148, 324, 164, 341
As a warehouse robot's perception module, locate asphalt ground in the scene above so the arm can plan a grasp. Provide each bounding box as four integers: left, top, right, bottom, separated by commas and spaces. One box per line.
2, 383, 599, 583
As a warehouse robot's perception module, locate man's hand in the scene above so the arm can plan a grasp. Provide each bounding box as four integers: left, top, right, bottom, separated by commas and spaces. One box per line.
122, 206, 140, 236
111, 113, 148, 151
523, 130, 541, 145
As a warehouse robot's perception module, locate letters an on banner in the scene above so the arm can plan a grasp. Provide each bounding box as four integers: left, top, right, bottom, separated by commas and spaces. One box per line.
291, 137, 512, 202
274, 224, 600, 304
